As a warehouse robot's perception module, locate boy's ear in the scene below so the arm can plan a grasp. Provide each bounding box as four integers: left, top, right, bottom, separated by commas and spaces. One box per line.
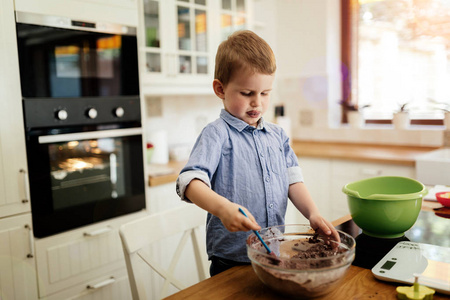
213, 79, 225, 100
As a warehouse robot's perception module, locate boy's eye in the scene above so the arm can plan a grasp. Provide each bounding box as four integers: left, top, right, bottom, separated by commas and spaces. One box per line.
241, 92, 252, 96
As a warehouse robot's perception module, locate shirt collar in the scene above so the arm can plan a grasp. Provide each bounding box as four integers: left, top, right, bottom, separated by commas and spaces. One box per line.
220, 109, 270, 132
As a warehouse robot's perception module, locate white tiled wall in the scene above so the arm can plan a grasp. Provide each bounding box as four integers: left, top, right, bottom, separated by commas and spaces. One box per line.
144, 95, 223, 153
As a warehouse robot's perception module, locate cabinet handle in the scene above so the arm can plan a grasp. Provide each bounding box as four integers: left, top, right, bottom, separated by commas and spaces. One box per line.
360, 168, 382, 176
87, 277, 116, 290
19, 169, 30, 204
83, 226, 112, 237
24, 224, 34, 258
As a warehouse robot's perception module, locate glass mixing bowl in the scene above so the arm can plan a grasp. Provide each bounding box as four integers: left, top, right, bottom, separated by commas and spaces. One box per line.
246, 224, 355, 299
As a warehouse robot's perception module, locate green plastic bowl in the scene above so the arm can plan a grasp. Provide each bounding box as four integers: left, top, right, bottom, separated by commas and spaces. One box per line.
342, 176, 428, 238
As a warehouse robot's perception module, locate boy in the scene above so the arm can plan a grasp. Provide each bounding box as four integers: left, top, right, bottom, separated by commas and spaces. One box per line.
176, 30, 338, 276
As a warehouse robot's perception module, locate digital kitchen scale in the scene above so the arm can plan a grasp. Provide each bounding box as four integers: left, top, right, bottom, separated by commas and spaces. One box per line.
372, 241, 450, 295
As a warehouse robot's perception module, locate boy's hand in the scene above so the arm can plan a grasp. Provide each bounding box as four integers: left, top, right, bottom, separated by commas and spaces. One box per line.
218, 203, 261, 232
309, 214, 340, 243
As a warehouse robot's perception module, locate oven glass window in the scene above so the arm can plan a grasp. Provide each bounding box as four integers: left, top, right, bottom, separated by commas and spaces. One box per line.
26, 127, 146, 238
49, 138, 127, 210
16, 23, 139, 98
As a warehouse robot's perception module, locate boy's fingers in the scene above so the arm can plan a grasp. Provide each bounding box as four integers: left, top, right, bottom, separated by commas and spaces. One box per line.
239, 210, 261, 231
240, 216, 258, 230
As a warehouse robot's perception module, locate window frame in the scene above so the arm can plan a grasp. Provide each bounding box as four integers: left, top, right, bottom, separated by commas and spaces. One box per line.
340, 0, 445, 127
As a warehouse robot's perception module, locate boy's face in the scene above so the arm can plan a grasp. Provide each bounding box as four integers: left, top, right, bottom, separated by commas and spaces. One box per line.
214, 69, 274, 127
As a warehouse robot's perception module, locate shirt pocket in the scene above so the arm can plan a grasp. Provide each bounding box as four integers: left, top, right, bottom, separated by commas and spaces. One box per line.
268, 145, 285, 175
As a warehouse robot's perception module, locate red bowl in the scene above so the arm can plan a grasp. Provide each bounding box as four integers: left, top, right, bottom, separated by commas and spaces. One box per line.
436, 192, 450, 207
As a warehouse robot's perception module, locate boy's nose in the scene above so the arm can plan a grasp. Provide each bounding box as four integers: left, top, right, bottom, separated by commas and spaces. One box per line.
251, 95, 262, 107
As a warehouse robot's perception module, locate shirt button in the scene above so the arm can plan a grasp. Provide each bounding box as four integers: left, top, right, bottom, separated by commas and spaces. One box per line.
265, 176, 270, 182
269, 203, 274, 208
260, 152, 264, 157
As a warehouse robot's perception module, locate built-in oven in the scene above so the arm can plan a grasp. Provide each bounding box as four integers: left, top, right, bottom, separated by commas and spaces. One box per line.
16, 11, 146, 238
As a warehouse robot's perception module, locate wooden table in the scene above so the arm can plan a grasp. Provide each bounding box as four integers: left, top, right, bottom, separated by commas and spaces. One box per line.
164, 205, 448, 300
163, 264, 448, 300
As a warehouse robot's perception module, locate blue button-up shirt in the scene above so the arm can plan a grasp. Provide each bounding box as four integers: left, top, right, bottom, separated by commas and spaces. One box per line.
176, 109, 303, 262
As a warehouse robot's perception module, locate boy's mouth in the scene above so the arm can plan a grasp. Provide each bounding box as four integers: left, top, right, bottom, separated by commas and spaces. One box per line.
247, 110, 260, 118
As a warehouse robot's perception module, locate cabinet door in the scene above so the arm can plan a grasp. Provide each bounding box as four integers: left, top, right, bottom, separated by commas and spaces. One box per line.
34, 211, 146, 298
0, 214, 39, 300
296, 157, 332, 221
139, 0, 213, 92
139, 0, 164, 75
0, 0, 31, 219
138, 0, 254, 95
218, 0, 249, 40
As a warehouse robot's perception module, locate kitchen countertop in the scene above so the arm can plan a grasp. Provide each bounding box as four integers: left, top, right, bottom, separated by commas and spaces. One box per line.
148, 141, 440, 186
291, 140, 439, 166
148, 160, 186, 186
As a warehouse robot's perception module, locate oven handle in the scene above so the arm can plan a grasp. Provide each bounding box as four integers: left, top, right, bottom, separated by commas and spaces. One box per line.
38, 128, 143, 144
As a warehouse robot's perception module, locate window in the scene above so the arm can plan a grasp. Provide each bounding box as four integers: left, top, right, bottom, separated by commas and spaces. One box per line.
342, 0, 450, 125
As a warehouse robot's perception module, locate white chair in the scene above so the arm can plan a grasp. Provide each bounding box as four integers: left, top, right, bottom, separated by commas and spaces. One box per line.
119, 204, 209, 300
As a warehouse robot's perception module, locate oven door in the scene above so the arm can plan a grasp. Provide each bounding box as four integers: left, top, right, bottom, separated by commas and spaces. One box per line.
27, 127, 145, 238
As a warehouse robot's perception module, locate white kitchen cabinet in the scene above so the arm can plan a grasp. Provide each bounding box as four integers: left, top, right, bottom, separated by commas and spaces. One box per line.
43, 269, 131, 300
295, 157, 333, 221
0, 213, 39, 300
0, 0, 31, 219
34, 211, 146, 299
297, 157, 415, 222
138, 0, 253, 95
1, 1, 38, 299
146, 181, 182, 213
14, 0, 138, 26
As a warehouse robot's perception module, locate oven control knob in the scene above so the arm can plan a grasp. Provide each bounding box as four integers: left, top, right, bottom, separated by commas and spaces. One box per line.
86, 108, 98, 119
56, 109, 68, 120
114, 107, 125, 118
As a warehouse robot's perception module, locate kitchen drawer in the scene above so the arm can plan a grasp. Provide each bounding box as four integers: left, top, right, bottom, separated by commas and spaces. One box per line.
43, 268, 131, 300
35, 211, 146, 298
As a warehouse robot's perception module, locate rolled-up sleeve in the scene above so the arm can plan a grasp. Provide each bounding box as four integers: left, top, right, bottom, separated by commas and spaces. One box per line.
288, 166, 304, 185
280, 128, 303, 184
176, 170, 211, 201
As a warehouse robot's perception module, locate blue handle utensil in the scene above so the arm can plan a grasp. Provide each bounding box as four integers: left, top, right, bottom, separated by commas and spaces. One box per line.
238, 208, 272, 254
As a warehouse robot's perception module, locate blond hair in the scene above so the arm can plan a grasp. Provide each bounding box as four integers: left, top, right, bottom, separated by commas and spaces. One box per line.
214, 30, 276, 86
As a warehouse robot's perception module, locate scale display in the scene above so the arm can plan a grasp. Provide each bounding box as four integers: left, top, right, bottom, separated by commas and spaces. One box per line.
372, 241, 450, 295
